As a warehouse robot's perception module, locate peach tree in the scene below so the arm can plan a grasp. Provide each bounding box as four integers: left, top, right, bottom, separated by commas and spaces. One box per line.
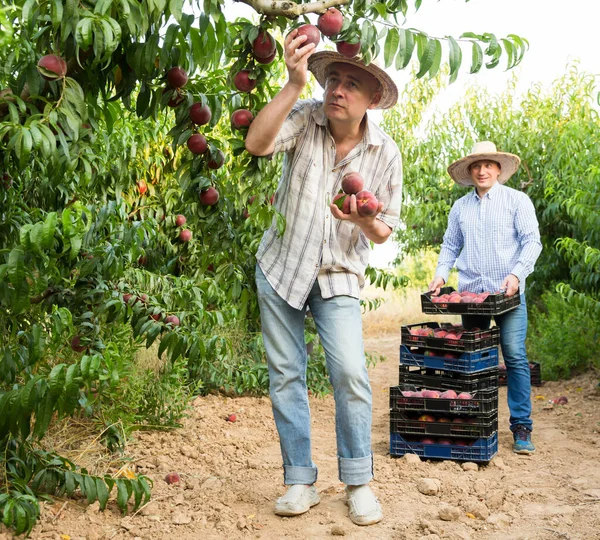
0, 0, 527, 534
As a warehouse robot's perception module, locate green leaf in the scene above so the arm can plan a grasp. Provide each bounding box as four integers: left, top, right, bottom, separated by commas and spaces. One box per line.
116, 479, 129, 512
428, 39, 443, 79
470, 41, 483, 73
42, 212, 58, 249
447, 35, 462, 84
83, 475, 97, 504
383, 28, 399, 69
8, 246, 25, 285
396, 28, 415, 70
51, 0, 64, 28
415, 37, 437, 79
96, 478, 110, 510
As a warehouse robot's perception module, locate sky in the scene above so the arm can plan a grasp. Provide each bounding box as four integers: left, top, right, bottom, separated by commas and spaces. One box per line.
224, 0, 600, 268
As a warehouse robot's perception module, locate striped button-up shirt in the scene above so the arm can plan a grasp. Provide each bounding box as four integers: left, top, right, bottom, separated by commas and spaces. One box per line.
256, 99, 403, 310
435, 182, 542, 294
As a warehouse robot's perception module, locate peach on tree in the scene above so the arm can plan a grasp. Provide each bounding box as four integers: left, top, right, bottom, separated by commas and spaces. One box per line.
255, 50, 277, 64
179, 229, 192, 242
231, 109, 254, 129
207, 149, 225, 169
189, 102, 211, 125
199, 186, 219, 205
175, 214, 186, 227
296, 24, 320, 48
253, 30, 276, 60
187, 134, 208, 154
37, 54, 67, 80
336, 41, 361, 58
318, 8, 344, 37
167, 67, 188, 88
233, 70, 257, 93
165, 315, 180, 326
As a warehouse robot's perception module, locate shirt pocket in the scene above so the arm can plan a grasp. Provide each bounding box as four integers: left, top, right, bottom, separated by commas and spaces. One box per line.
493, 212, 516, 248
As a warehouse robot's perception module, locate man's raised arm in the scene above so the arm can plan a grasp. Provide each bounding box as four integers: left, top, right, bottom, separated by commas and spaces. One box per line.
245, 30, 315, 156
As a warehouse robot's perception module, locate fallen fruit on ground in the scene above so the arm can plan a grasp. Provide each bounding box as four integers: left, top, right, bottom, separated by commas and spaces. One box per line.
164, 472, 181, 484
226, 413, 237, 422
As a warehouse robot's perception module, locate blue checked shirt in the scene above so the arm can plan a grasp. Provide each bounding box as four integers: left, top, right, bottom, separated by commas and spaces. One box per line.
256, 99, 403, 310
435, 182, 542, 294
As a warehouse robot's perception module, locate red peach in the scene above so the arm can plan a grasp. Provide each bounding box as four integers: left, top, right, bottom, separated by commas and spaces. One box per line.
336, 40, 361, 58
187, 134, 208, 154
341, 171, 364, 195
439, 390, 458, 399
179, 229, 192, 242
231, 109, 254, 129
199, 187, 220, 205
175, 214, 187, 227
164, 472, 181, 484
233, 70, 257, 93
189, 102, 211, 125
296, 24, 320, 48
167, 67, 188, 88
253, 30, 276, 59
456, 392, 472, 400
226, 413, 237, 422
318, 8, 344, 37
165, 315, 180, 326
207, 150, 225, 170
38, 54, 67, 80
355, 190, 379, 217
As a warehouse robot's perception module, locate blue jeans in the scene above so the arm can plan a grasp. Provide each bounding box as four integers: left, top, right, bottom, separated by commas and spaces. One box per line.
462, 294, 532, 432
255, 265, 373, 486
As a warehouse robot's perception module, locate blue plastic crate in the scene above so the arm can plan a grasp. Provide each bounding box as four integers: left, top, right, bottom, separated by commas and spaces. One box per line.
400, 345, 498, 373
390, 432, 498, 462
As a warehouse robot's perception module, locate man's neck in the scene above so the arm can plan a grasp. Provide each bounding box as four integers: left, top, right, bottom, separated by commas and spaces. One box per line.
328, 116, 366, 146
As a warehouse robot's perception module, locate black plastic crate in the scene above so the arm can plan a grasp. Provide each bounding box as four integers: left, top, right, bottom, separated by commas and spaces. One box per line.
400, 344, 498, 373
401, 322, 500, 353
421, 286, 520, 316
498, 362, 543, 387
399, 365, 499, 394
390, 432, 498, 462
390, 410, 498, 439
390, 385, 498, 415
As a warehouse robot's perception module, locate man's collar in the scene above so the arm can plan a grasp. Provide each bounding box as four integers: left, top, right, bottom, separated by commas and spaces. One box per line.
312, 103, 384, 147
473, 181, 501, 200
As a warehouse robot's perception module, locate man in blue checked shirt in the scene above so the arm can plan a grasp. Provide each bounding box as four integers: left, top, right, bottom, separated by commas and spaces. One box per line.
429, 141, 542, 455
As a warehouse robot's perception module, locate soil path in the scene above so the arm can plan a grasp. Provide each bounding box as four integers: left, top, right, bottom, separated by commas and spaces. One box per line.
8, 333, 600, 540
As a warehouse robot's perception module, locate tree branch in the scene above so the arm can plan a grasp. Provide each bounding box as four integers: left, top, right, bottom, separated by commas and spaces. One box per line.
235, 0, 349, 17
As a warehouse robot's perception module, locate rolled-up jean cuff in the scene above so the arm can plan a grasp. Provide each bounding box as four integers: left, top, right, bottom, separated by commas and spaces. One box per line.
283, 465, 318, 485
338, 454, 374, 486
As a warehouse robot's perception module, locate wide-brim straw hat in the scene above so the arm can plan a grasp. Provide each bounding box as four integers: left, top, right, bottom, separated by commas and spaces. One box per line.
307, 51, 398, 109
447, 141, 521, 186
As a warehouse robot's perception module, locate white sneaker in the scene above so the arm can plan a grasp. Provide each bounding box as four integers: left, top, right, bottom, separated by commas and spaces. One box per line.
345, 485, 383, 526
274, 484, 320, 516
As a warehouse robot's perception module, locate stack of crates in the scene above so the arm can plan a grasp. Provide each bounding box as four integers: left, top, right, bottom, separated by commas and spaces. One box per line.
389, 287, 520, 463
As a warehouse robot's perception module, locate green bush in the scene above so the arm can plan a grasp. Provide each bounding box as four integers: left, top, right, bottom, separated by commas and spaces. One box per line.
527, 290, 600, 380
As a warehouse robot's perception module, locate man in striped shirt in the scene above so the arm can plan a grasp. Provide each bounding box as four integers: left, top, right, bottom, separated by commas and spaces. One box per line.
245, 29, 402, 526
429, 141, 542, 455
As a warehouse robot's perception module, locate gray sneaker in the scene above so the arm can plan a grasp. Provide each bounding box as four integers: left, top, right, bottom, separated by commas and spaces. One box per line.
345, 485, 383, 526
274, 484, 320, 516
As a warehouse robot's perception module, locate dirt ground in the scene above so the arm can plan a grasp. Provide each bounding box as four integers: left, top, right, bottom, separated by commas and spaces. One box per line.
4, 328, 600, 540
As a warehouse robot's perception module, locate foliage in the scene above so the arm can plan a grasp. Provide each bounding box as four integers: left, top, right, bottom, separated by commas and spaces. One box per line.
527, 291, 600, 379
0, 0, 529, 534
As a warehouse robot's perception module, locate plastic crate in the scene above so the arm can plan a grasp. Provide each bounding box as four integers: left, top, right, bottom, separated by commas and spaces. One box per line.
399, 365, 499, 394
400, 344, 498, 373
390, 410, 498, 439
390, 385, 498, 415
421, 287, 520, 316
498, 362, 543, 387
390, 432, 498, 462
401, 322, 500, 353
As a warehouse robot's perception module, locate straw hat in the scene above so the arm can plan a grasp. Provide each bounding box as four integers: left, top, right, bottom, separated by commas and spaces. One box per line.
447, 142, 521, 186
307, 51, 398, 109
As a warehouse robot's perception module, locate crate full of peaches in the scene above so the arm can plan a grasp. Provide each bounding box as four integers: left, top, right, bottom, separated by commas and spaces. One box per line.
422, 286, 520, 315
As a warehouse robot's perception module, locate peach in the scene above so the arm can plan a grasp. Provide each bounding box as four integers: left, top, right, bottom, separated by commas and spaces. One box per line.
233, 70, 257, 93
456, 392, 472, 400
200, 186, 220, 205
451, 417, 465, 424
439, 390, 458, 399
336, 40, 361, 58
175, 214, 186, 227
418, 414, 436, 423
318, 8, 344, 37
179, 229, 192, 242
420, 437, 436, 444
355, 190, 379, 216
167, 67, 188, 88
231, 109, 254, 129
189, 102, 211, 125
341, 171, 364, 195
38, 54, 67, 80
296, 24, 320, 48
253, 30, 276, 59
187, 134, 208, 154
422, 389, 440, 399
437, 417, 452, 423
70, 336, 86, 352
226, 413, 237, 422
207, 150, 225, 169
255, 50, 277, 64
165, 315, 180, 326
437, 438, 453, 445
164, 472, 181, 484
137, 180, 147, 195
